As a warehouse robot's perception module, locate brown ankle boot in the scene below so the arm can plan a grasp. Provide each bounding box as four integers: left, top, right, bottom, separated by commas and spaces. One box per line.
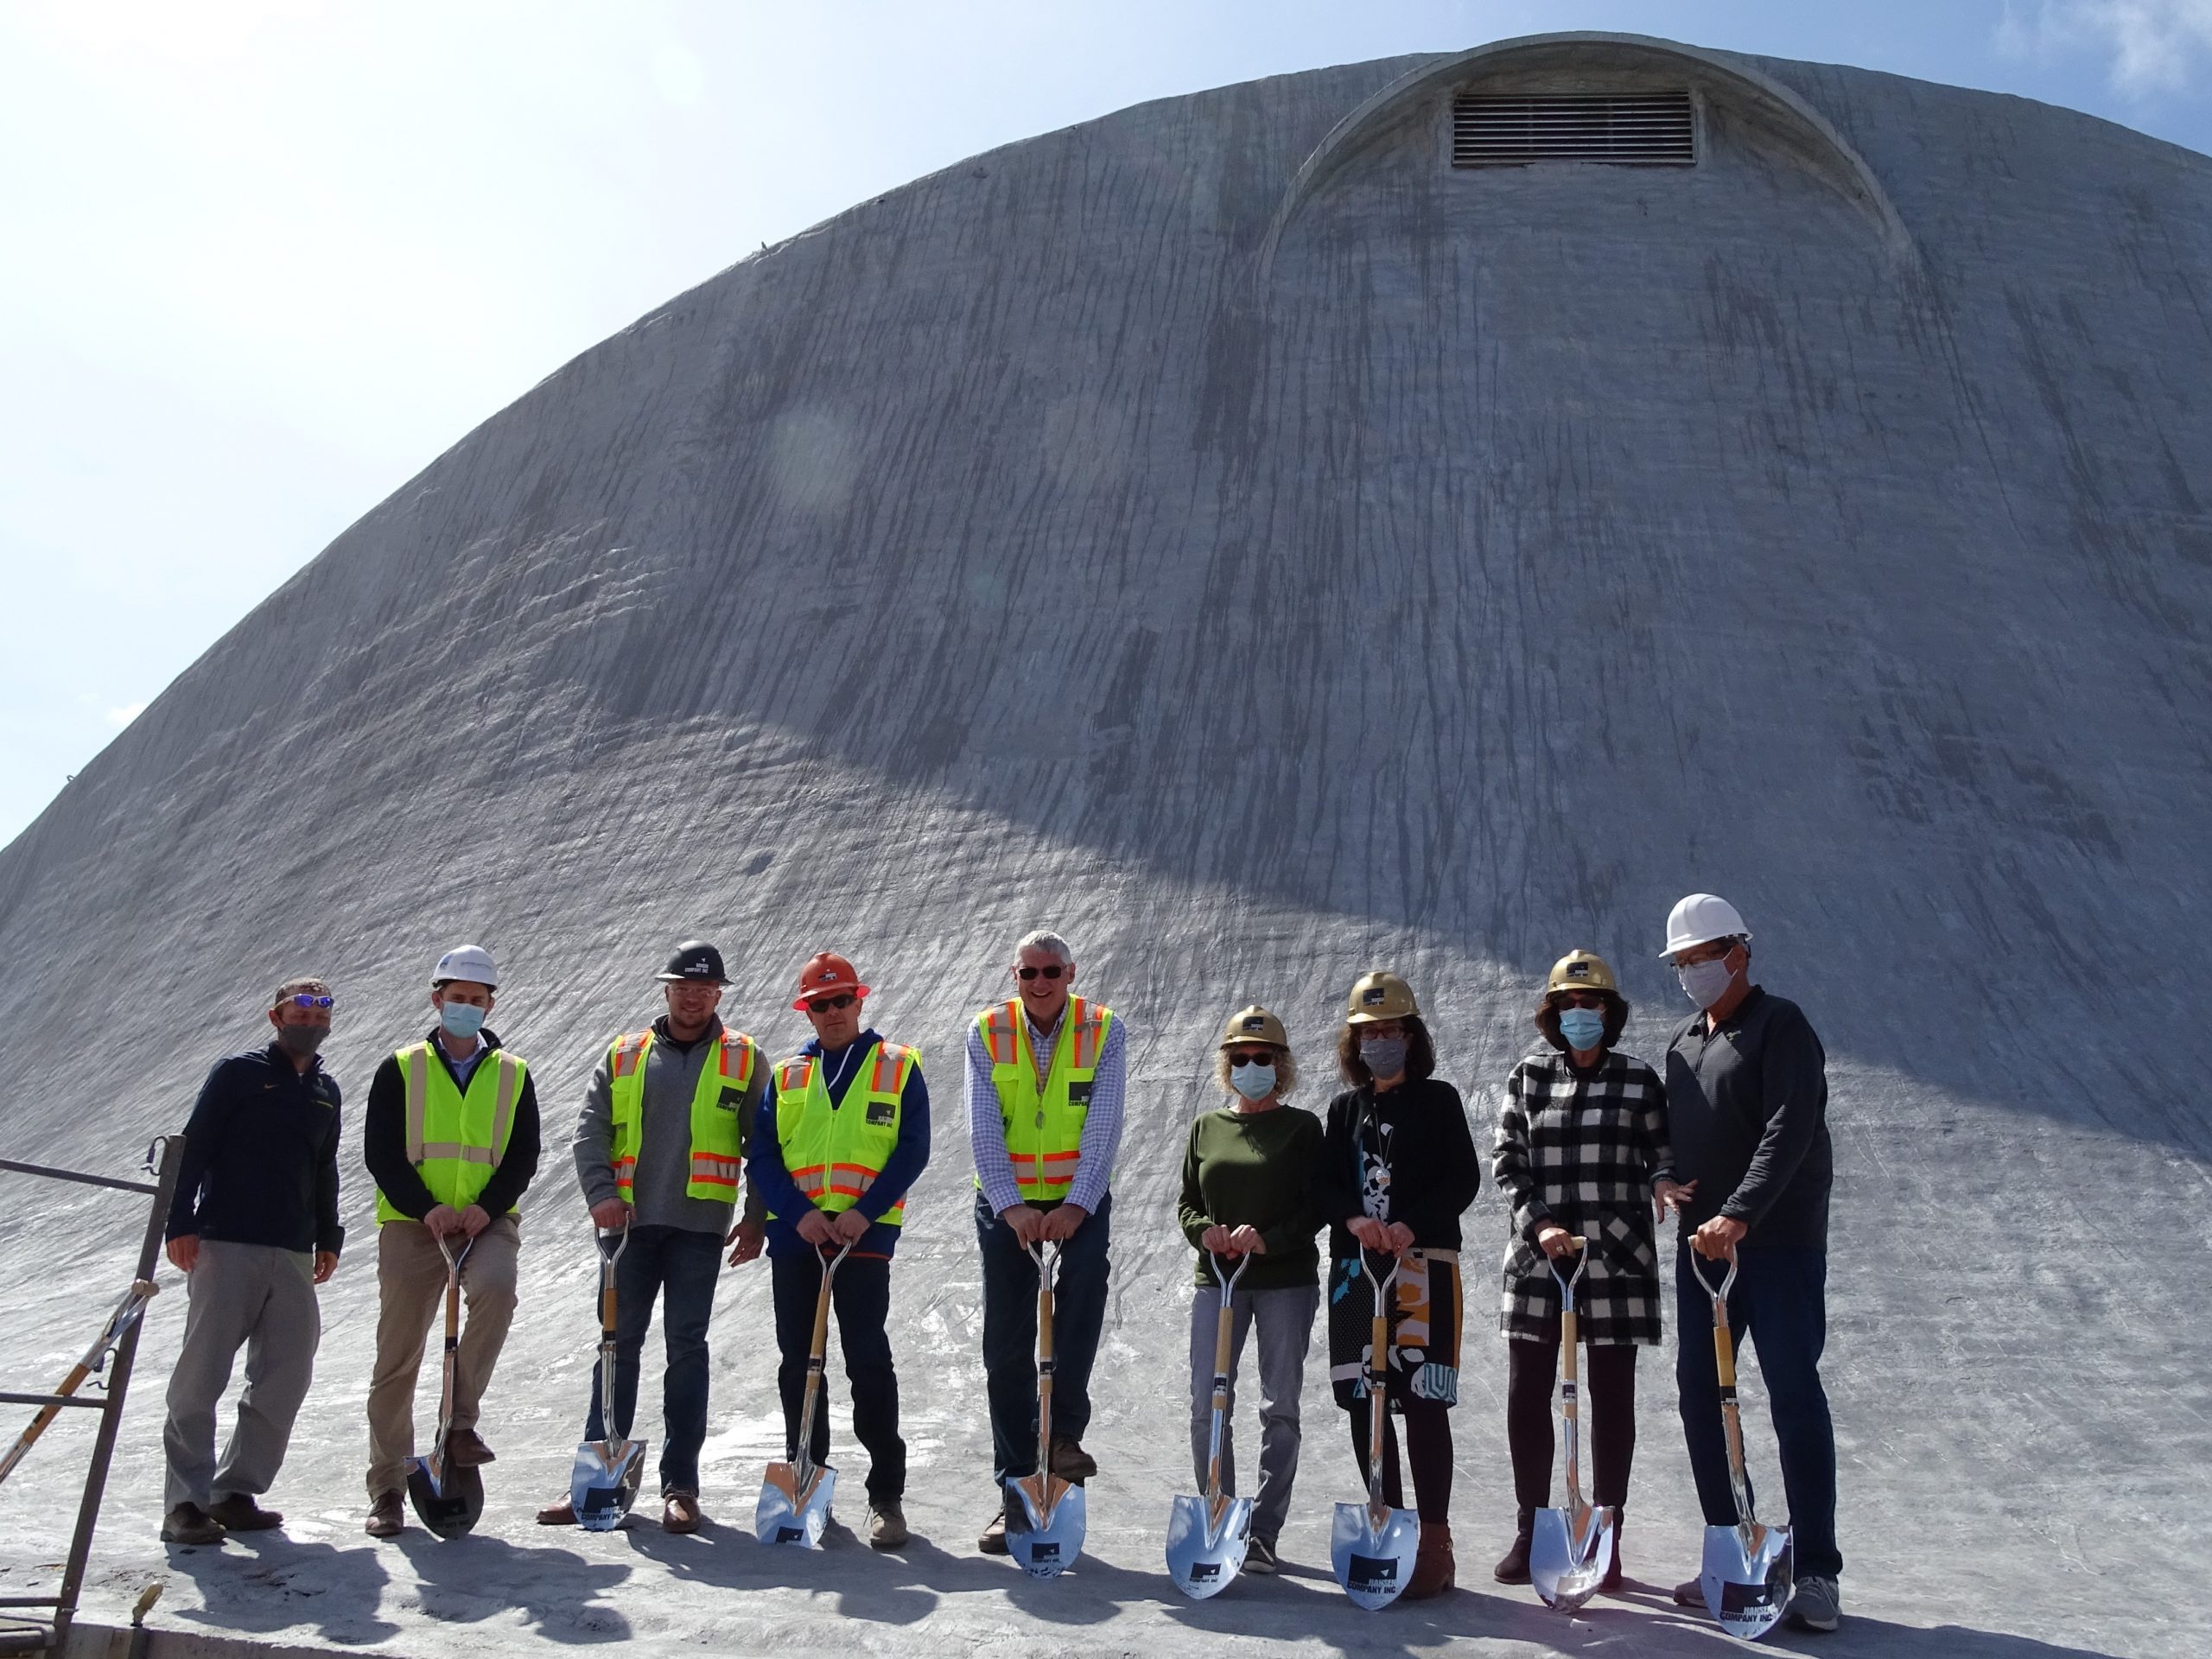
1406, 1521, 1456, 1599
1493, 1510, 1534, 1583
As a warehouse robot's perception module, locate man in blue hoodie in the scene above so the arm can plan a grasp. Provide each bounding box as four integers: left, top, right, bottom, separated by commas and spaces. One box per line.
747, 951, 930, 1550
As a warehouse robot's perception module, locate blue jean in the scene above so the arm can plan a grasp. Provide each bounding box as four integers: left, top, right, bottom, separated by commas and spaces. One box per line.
976, 1188, 1112, 1484
582, 1224, 722, 1497
1675, 1245, 1841, 1579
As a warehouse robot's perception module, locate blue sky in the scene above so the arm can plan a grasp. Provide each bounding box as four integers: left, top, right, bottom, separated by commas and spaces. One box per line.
2, 0, 2208, 848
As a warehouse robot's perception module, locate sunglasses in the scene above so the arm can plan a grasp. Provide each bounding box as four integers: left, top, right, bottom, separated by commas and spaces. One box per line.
281, 994, 334, 1010
807, 994, 856, 1014
1015, 964, 1067, 982
1228, 1049, 1275, 1066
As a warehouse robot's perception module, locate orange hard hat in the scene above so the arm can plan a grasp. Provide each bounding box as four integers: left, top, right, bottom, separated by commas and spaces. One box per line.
791, 951, 869, 1010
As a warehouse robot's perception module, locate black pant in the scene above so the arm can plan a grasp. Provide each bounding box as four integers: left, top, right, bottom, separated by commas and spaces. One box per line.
771, 1249, 905, 1502
1346, 1391, 1454, 1524
1505, 1337, 1637, 1514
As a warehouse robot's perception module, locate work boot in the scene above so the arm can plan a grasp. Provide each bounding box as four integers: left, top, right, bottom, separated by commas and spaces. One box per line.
1048, 1435, 1097, 1484
1672, 1573, 1704, 1608
662, 1491, 703, 1534
867, 1498, 910, 1550
978, 1491, 1016, 1554
535, 1495, 579, 1526
365, 1491, 404, 1539
1405, 1521, 1455, 1599
159, 1503, 225, 1546
1600, 1513, 1624, 1592
447, 1428, 496, 1467
206, 1494, 283, 1531
1492, 1510, 1534, 1583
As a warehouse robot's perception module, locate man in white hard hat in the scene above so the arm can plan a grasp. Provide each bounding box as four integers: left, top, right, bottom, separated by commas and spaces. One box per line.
359, 945, 542, 1538
1657, 895, 1841, 1633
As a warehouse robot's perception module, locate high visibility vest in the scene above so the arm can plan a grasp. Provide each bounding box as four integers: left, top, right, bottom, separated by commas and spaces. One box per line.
607, 1027, 759, 1203
770, 1041, 917, 1226
374, 1040, 526, 1224
976, 997, 1113, 1201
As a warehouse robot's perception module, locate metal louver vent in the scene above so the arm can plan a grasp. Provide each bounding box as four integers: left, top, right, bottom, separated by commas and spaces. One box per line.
1452, 91, 1695, 167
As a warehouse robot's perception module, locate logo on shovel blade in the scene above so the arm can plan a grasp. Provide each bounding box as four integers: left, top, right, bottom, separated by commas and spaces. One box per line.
1351, 1554, 1397, 1588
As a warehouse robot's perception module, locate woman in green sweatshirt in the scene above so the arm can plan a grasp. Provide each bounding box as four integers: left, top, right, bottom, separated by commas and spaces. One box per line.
1176, 1004, 1325, 1574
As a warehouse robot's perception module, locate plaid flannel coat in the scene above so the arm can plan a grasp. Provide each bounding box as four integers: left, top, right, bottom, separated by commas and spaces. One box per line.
1491, 1046, 1673, 1346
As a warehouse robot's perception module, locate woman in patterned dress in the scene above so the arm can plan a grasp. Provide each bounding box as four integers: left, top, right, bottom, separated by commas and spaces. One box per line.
1490, 949, 1695, 1589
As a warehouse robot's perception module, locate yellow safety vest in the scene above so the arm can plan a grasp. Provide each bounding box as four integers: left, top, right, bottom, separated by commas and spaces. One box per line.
976, 997, 1113, 1201
607, 1027, 759, 1203
771, 1041, 917, 1226
374, 1040, 526, 1224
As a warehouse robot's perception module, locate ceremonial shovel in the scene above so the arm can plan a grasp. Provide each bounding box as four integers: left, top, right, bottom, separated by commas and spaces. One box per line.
1529, 1236, 1614, 1611
570, 1219, 645, 1531
405, 1233, 483, 1538
1329, 1251, 1420, 1610
755, 1238, 855, 1547
1006, 1239, 1085, 1579
1165, 1249, 1254, 1597
1694, 1249, 1793, 1640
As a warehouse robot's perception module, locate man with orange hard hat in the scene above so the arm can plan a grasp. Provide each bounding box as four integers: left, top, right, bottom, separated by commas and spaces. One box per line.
747, 952, 931, 1549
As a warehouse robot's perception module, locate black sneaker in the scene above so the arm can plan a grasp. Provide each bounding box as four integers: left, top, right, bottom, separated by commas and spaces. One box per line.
160, 1503, 225, 1546
1243, 1535, 1278, 1575
1787, 1574, 1841, 1632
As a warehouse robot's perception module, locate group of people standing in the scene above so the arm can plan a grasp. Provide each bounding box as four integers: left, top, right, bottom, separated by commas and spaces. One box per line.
151, 895, 1842, 1634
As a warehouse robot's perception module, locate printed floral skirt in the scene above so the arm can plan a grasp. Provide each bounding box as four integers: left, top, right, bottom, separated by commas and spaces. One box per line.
1327, 1249, 1463, 1411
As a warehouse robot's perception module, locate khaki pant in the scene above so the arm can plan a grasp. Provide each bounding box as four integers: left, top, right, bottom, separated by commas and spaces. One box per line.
365, 1216, 520, 1498
162, 1241, 320, 1511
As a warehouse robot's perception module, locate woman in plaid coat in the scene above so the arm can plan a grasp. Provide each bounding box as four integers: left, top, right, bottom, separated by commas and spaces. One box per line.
1488, 949, 1694, 1590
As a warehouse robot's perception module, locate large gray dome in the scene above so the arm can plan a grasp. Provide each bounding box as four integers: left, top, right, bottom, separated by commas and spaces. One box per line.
0, 35, 2203, 1656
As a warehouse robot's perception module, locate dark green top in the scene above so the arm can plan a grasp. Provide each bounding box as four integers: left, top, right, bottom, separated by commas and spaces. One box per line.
1177, 1103, 1325, 1290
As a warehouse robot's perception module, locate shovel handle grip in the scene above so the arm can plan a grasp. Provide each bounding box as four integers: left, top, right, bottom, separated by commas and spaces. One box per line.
1212, 1294, 1236, 1375
600, 1284, 617, 1330
1712, 1317, 1738, 1389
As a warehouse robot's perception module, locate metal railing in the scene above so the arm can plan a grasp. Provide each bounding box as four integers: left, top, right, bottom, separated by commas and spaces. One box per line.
0, 1139, 181, 1655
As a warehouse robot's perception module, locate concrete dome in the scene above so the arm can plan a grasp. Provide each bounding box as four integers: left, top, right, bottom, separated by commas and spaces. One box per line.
0, 35, 2204, 1656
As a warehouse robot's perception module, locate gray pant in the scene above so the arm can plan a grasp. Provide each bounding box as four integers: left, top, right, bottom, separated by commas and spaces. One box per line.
1186, 1281, 1319, 1547
162, 1241, 320, 1511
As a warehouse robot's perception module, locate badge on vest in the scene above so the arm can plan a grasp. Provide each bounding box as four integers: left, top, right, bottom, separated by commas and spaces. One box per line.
1068, 1081, 1093, 1105
866, 1097, 896, 1127
717, 1084, 747, 1114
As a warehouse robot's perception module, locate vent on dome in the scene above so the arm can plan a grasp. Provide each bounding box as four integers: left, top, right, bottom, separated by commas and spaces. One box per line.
1452, 91, 1695, 167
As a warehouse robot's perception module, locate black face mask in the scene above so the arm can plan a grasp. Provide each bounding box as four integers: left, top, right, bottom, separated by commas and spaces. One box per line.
276, 1023, 328, 1059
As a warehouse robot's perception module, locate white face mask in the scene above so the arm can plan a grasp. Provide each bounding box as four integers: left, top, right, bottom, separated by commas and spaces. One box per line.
1677, 954, 1736, 1009
1229, 1060, 1276, 1101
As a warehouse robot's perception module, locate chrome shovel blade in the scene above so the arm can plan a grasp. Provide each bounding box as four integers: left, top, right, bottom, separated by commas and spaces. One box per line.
570, 1437, 645, 1533
755, 1460, 836, 1548
1701, 1521, 1794, 1640
1006, 1472, 1085, 1580
1530, 1503, 1614, 1611
404, 1453, 483, 1539
1165, 1491, 1253, 1599
1330, 1499, 1421, 1611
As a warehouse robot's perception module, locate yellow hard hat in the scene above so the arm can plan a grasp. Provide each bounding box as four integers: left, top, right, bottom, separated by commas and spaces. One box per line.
1218, 1005, 1288, 1049
1545, 950, 1618, 996
1344, 970, 1420, 1025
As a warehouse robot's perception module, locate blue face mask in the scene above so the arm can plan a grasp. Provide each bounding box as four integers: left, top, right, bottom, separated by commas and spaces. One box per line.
439, 1001, 487, 1039
1557, 1007, 1606, 1052
1230, 1060, 1277, 1101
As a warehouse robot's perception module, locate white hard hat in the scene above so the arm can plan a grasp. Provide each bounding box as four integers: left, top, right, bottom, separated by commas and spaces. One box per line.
1659, 894, 1751, 959
432, 944, 499, 988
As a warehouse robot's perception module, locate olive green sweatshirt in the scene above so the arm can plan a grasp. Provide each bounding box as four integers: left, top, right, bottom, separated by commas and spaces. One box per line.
1177, 1103, 1324, 1290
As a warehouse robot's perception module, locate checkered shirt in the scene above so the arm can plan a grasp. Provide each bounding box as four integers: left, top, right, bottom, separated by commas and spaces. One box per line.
1491, 1046, 1674, 1346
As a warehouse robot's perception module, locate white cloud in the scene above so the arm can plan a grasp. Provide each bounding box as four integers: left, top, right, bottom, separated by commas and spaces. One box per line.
104, 702, 146, 728
2001, 0, 2212, 95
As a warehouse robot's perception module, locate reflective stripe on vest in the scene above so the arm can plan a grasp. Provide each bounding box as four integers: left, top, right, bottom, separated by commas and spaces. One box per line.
771, 1041, 914, 1225
976, 997, 1112, 1200
607, 1027, 759, 1204
374, 1040, 525, 1224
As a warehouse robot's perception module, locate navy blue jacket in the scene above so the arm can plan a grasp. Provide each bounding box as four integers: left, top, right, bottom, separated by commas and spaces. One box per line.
747, 1028, 930, 1259
166, 1042, 345, 1255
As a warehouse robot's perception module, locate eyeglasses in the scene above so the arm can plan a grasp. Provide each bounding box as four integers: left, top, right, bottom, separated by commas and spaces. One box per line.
1015, 964, 1067, 982
282, 995, 334, 1010
1228, 1050, 1275, 1066
1555, 992, 1608, 1008
807, 994, 856, 1014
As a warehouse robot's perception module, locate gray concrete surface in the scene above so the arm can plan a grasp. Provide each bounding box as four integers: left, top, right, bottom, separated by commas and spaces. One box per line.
0, 31, 2205, 1659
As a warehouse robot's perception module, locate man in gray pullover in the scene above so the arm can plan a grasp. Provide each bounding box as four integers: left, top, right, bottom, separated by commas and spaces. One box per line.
534, 941, 767, 1533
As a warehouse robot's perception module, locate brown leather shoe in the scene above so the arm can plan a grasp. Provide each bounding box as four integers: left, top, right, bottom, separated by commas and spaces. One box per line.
365, 1491, 404, 1539
1405, 1521, 1456, 1599
206, 1494, 283, 1531
977, 1502, 1010, 1554
447, 1429, 496, 1467
159, 1503, 225, 1546
535, 1495, 579, 1526
1048, 1435, 1097, 1484
662, 1492, 703, 1534
1492, 1511, 1533, 1584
